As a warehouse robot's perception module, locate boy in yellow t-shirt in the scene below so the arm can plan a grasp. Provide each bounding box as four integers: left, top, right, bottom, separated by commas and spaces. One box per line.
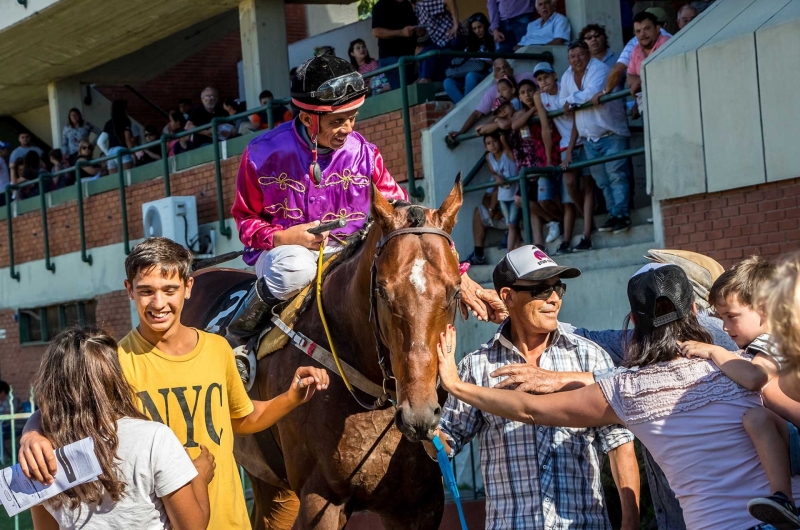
20, 237, 329, 529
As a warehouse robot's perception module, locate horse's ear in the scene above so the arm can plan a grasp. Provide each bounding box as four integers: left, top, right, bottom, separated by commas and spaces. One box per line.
370, 184, 396, 233
435, 172, 463, 233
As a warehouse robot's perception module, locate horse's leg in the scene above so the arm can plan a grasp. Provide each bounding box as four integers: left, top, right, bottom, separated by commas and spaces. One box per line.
379, 487, 444, 530
295, 475, 349, 530
249, 474, 300, 530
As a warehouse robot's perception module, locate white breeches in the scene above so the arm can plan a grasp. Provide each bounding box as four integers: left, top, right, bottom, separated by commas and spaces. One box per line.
255, 244, 341, 300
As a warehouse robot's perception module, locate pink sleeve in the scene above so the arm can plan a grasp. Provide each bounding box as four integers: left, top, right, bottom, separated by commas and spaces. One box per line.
476, 87, 496, 115
231, 147, 283, 251
372, 147, 409, 201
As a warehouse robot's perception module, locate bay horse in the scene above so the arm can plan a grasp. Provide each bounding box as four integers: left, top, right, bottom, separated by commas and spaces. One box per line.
185, 177, 464, 529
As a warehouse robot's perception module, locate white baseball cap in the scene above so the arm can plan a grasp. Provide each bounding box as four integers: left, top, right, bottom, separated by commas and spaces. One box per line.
493, 245, 580, 290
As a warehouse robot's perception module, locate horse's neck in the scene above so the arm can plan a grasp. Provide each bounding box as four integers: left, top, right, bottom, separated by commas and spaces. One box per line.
321, 227, 384, 378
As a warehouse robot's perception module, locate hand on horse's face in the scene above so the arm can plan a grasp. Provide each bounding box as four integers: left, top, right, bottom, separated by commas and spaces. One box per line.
272, 221, 329, 250
289, 366, 330, 405
436, 325, 461, 392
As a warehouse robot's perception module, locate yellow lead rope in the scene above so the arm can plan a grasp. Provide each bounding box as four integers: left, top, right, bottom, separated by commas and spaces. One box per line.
315, 241, 357, 394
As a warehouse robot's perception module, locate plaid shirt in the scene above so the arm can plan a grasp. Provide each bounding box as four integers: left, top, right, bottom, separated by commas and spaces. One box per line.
439, 321, 634, 530
415, 0, 453, 48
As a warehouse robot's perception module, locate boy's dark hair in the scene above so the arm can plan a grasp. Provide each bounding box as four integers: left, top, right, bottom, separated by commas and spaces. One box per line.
0, 380, 9, 396
259, 90, 274, 101
518, 79, 537, 90
143, 125, 158, 136
497, 76, 517, 91
484, 130, 503, 144
709, 255, 776, 309
49, 148, 63, 161
168, 109, 187, 128
125, 237, 193, 284
633, 11, 659, 26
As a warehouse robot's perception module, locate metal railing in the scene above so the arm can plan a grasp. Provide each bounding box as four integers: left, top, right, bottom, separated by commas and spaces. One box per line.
0, 387, 37, 530
2, 49, 552, 281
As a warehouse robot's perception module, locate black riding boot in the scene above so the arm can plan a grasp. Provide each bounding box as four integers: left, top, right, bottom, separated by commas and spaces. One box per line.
225, 277, 281, 346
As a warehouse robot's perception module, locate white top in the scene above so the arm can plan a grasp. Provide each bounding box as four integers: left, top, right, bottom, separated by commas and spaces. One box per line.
487, 152, 519, 201
46, 418, 198, 530
539, 86, 581, 149
598, 357, 800, 530
559, 58, 630, 142
518, 12, 571, 47
617, 28, 672, 66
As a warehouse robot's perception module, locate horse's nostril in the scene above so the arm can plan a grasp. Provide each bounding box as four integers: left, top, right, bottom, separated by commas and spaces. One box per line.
433, 406, 441, 416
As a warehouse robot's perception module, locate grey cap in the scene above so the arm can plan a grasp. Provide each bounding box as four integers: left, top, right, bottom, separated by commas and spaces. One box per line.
532, 62, 555, 76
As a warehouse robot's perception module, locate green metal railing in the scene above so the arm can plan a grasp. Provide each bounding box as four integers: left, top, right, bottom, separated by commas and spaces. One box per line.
359, 49, 554, 200
0, 387, 37, 530
464, 147, 644, 244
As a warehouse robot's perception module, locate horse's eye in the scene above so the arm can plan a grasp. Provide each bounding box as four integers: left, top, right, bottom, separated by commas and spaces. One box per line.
376, 285, 388, 300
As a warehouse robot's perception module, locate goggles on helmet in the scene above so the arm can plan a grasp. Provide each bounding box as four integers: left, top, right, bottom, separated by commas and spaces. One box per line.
292, 72, 365, 102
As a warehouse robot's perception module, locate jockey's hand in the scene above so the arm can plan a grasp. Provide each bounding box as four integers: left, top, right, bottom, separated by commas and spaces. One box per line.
273, 221, 329, 250
289, 366, 330, 405
460, 272, 508, 323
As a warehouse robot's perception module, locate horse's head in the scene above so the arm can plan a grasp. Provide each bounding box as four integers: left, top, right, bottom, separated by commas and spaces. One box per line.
370, 175, 463, 442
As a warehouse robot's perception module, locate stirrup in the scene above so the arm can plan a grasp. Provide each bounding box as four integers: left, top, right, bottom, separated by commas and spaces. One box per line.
225, 277, 280, 345
234, 340, 258, 392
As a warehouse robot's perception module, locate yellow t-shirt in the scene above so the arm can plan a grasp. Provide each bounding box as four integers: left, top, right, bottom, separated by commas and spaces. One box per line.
118, 328, 254, 530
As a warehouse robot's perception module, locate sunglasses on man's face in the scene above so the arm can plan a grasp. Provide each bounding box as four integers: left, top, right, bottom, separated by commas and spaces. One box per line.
511, 281, 566, 300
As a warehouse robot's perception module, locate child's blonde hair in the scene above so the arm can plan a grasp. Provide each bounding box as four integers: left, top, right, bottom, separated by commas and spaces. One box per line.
758, 252, 800, 372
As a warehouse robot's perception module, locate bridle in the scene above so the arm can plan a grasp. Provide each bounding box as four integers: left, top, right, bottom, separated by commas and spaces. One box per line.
367, 227, 457, 409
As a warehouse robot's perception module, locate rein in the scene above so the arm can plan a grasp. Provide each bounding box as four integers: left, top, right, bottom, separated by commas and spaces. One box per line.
315, 226, 455, 411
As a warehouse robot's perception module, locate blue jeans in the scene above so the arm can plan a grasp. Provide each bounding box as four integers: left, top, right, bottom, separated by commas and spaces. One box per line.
443, 71, 487, 103
497, 12, 535, 52
378, 56, 416, 91
584, 134, 631, 218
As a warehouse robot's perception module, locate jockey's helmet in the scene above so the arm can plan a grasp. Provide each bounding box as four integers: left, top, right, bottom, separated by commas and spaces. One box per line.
291, 55, 368, 115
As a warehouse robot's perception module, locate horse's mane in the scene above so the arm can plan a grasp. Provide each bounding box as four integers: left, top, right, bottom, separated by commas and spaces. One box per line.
296, 200, 425, 316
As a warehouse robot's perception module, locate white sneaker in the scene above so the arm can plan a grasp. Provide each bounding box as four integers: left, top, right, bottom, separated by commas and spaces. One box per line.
545, 221, 561, 243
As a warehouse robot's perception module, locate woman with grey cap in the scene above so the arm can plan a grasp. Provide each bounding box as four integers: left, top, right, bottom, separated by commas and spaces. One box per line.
437, 263, 799, 530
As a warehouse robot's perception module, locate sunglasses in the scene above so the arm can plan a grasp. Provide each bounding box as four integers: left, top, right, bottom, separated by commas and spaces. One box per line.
511, 281, 566, 300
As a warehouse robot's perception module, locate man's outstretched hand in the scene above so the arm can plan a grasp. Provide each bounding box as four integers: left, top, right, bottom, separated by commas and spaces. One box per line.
460, 272, 507, 323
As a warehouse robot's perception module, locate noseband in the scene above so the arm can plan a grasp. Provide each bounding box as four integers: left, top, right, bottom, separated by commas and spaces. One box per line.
368, 227, 456, 408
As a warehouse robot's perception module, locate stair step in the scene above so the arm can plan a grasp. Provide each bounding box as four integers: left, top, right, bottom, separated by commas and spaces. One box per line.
467, 241, 657, 285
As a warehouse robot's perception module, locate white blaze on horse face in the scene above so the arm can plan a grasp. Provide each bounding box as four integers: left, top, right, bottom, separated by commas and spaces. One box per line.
409, 259, 427, 294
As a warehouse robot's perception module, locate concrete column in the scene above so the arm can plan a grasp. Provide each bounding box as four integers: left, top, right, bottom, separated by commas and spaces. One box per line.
565, 0, 624, 53
239, 0, 290, 108
47, 78, 84, 148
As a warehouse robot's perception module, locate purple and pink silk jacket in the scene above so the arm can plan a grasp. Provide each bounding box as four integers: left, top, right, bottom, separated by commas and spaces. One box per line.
232, 119, 408, 265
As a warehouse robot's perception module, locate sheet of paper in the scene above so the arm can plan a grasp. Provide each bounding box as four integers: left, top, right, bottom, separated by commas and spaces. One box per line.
0, 437, 102, 517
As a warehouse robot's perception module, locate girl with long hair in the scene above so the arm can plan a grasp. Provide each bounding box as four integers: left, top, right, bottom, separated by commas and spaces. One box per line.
443, 13, 495, 103
30, 327, 213, 530
61, 108, 101, 159
435, 264, 798, 529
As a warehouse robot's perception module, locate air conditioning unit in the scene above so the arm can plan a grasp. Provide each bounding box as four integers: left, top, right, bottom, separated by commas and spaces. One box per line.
142, 196, 198, 250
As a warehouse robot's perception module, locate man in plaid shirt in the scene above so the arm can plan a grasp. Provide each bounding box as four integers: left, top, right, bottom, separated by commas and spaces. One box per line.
426, 246, 640, 529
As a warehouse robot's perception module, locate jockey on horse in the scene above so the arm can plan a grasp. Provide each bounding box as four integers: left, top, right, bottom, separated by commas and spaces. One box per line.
227, 54, 506, 381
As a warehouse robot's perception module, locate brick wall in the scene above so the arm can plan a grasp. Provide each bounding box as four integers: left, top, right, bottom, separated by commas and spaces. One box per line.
0, 102, 447, 270
96, 5, 308, 129
0, 290, 131, 397
661, 178, 800, 268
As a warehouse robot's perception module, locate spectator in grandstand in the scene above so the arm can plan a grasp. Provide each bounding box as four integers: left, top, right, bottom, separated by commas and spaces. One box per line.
592, 22, 671, 107
48, 149, 73, 189
239, 90, 294, 135
415, 29, 448, 84
515, 0, 571, 49
414, 0, 460, 49
349, 38, 379, 74
561, 41, 631, 235
137, 126, 163, 165
443, 13, 495, 103
165, 110, 193, 156
218, 98, 245, 140
461, 189, 507, 266
178, 98, 193, 120
74, 140, 103, 182
484, 130, 521, 251
0, 141, 9, 207
487, 0, 535, 52
26, 327, 213, 530
580, 24, 617, 67
371, 0, 418, 90
0, 380, 9, 416
102, 99, 137, 174
509, 76, 574, 248
447, 59, 535, 141
14, 150, 45, 199
677, 4, 698, 30
10, 132, 43, 164
628, 11, 671, 113
61, 108, 101, 159
186, 87, 226, 148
